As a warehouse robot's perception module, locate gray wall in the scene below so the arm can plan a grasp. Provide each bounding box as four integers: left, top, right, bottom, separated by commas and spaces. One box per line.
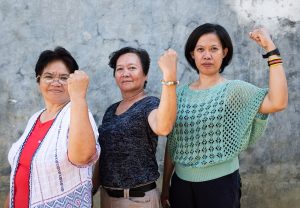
0, 0, 299, 207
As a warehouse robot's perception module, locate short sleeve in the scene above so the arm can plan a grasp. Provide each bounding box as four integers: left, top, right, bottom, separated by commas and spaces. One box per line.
143, 96, 160, 118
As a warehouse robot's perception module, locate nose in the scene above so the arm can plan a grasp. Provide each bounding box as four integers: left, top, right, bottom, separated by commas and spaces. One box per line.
202, 51, 212, 59
50, 78, 63, 85
121, 69, 130, 78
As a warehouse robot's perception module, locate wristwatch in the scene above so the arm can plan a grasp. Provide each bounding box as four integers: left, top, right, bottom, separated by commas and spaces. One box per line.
262, 48, 280, 58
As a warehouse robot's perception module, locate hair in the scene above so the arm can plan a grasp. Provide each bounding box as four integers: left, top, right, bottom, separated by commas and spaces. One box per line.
35, 46, 78, 82
108, 47, 150, 77
184, 23, 233, 73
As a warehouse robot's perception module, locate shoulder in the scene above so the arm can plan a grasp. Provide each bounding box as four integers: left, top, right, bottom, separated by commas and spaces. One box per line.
140, 96, 160, 106
28, 109, 44, 123
226, 80, 260, 92
226, 80, 268, 100
137, 96, 160, 115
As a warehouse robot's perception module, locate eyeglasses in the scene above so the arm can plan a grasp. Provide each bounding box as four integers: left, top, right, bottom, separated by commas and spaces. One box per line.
37, 73, 70, 85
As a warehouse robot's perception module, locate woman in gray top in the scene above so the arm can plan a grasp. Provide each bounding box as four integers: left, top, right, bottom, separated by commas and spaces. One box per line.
92, 46, 178, 208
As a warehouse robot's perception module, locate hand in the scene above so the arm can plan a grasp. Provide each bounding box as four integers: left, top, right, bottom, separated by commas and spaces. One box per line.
67, 70, 89, 100
161, 189, 171, 208
249, 27, 276, 52
158, 49, 177, 81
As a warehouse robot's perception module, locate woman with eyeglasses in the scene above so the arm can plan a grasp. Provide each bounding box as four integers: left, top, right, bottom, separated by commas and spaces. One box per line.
4, 47, 100, 208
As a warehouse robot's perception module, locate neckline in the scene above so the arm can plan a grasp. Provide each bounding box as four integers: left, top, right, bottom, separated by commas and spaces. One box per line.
186, 80, 229, 92
114, 96, 150, 117
38, 116, 55, 125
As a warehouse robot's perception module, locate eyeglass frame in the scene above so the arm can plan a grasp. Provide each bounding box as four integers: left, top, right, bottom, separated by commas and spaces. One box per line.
36, 73, 70, 85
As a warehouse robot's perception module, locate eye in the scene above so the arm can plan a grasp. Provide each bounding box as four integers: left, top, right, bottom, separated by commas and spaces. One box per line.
129, 66, 136, 70
116, 67, 123, 71
43, 75, 53, 80
196, 47, 204, 52
211, 47, 219, 52
59, 76, 69, 81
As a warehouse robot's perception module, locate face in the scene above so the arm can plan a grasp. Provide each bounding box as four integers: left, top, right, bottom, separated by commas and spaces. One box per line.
191, 33, 228, 75
114, 53, 147, 93
38, 60, 70, 105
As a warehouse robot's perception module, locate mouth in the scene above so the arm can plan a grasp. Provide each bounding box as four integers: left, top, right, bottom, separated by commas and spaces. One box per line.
121, 80, 133, 84
201, 63, 213, 67
48, 89, 63, 93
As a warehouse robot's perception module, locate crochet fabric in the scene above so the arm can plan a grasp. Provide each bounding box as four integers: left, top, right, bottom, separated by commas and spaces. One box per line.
168, 80, 268, 168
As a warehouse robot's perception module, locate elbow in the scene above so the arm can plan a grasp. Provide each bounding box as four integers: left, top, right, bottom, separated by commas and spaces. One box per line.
68, 150, 96, 166
273, 100, 288, 112
156, 125, 174, 137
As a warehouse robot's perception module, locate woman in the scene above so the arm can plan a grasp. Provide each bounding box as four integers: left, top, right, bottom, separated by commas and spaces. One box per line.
4, 47, 100, 208
92, 47, 178, 208
161, 23, 288, 208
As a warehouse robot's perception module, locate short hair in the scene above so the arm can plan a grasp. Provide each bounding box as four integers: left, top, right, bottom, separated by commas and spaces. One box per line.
184, 23, 233, 73
35, 46, 78, 82
108, 47, 150, 77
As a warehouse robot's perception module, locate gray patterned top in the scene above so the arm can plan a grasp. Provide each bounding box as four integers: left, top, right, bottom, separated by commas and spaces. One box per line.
98, 96, 160, 188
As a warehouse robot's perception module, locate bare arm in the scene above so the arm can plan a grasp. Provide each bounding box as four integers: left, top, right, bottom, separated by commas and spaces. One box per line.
161, 144, 174, 208
4, 193, 9, 208
249, 28, 288, 114
148, 49, 178, 136
67, 70, 96, 165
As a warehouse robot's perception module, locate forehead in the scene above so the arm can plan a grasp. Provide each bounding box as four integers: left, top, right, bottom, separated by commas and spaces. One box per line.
42, 60, 69, 74
116, 53, 141, 66
196, 33, 222, 46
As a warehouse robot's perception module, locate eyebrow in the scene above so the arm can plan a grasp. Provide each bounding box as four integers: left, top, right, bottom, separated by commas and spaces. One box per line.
195, 44, 220, 47
42, 72, 69, 76
116, 63, 137, 67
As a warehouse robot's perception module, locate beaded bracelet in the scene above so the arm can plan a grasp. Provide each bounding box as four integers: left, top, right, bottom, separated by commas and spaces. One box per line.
268, 57, 283, 67
161, 80, 179, 86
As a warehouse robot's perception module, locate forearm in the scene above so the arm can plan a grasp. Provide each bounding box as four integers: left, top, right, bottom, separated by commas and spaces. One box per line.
68, 98, 96, 165
155, 83, 177, 136
162, 145, 174, 193
266, 55, 288, 110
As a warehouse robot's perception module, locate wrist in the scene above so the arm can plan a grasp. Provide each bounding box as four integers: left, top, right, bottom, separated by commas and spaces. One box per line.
264, 43, 276, 52
162, 73, 177, 81
70, 97, 87, 105
262, 48, 280, 59
161, 79, 179, 86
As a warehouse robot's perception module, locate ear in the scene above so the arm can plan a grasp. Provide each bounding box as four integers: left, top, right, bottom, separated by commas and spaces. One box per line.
223, 48, 228, 58
190, 51, 195, 59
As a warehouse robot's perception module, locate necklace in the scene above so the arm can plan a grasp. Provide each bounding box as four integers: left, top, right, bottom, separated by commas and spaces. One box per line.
122, 89, 145, 102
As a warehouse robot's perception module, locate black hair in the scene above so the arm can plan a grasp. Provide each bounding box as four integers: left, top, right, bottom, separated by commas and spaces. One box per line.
184, 23, 233, 73
35, 46, 78, 82
108, 47, 150, 77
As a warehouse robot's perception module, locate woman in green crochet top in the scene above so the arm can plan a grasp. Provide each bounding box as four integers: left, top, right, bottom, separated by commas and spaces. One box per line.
161, 23, 288, 208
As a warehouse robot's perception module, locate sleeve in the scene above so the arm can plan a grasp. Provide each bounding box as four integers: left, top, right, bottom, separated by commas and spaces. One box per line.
143, 96, 160, 118
226, 80, 269, 149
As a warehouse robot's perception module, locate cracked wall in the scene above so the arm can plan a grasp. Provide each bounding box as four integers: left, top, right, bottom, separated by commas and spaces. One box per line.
0, 0, 299, 207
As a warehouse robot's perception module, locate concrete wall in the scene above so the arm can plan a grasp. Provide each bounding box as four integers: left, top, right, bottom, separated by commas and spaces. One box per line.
0, 0, 299, 207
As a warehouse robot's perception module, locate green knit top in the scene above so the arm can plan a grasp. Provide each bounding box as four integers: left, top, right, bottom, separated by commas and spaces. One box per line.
168, 80, 269, 182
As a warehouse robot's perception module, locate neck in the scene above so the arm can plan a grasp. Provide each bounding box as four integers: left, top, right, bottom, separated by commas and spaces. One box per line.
42, 101, 68, 121
195, 73, 225, 89
121, 88, 145, 103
